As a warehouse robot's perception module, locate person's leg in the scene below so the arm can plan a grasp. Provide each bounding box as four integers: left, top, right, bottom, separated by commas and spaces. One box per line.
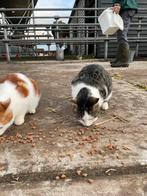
117, 10, 131, 44
111, 10, 131, 67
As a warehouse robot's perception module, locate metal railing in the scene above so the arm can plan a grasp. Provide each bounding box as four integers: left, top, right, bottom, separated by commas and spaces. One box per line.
0, 7, 147, 61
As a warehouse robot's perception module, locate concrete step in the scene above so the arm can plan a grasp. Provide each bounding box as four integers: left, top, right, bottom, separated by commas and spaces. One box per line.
0, 174, 147, 196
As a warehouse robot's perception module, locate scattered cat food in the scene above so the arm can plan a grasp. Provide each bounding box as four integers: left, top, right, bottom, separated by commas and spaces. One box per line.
55, 176, 60, 180
60, 174, 67, 179
32, 143, 36, 147
0, 165, 5, 171
76, 170, 82, 176
87, 179, 94, 184
0, 130, 47, 147
106, 140, 117, 151
82, 173, 88, 177
122, 145, 130, 150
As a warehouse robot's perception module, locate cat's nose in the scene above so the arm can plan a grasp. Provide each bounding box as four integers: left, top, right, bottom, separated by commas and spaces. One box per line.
84, 122, 93, 127
79, 119, 92, 127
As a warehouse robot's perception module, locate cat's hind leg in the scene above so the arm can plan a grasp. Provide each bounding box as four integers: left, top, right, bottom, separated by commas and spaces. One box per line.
101, 92, 112, 110
28, 97, 40, 114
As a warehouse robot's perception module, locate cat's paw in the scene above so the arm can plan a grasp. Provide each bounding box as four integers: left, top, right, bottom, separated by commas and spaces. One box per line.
101, 102, 109, 110
29, 109, 36, 114
14, 118, 24, 125
0, 130, 5, 136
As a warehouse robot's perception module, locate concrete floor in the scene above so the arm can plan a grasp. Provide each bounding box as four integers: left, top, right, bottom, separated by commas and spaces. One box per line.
0, 60, 147, 195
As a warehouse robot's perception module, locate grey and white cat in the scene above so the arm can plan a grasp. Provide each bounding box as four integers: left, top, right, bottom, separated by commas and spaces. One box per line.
71, 64, 112, 126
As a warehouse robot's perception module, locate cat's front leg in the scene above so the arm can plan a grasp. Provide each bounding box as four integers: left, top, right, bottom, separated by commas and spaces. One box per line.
0, 129, 6, 136
101, 101, 109, 110
28, 109, 36, 114
14, 116, 25, 125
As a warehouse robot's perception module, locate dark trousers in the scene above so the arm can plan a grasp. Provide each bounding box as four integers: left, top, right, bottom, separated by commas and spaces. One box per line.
117, 10, 136, 44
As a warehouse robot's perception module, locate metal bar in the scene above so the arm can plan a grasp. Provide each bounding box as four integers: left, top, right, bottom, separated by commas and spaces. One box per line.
0, 36, 147, 42
31, 0, 37, 55
135, 18, 142, 57
1, 12, 10, 62
1, 23, 147, 28
86, 26, 88, 55
94, 0, 97, 56
2, 15, 147, 19
0, 8, 105, 11
0, 27, 146, 33
104, 35, 109, 60
0, 37, 147, 44
4, 16, 102, 19
0, 7, 146, 11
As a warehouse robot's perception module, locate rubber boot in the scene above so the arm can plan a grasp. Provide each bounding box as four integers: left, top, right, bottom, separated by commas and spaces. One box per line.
110, 47, 120, 64
111, 42, 130, 67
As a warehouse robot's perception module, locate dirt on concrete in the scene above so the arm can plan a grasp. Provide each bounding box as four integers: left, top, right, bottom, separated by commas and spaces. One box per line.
0, 60, 146, 195
0, 173, 147, 196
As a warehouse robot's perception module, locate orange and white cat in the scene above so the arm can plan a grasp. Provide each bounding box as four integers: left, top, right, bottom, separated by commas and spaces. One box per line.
0, 73, 41, 135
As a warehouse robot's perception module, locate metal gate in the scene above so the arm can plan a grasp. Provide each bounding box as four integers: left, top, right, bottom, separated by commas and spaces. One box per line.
0, 6, 147, 62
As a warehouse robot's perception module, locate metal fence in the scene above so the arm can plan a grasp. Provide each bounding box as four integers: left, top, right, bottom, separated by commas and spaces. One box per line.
0, 7, 147, 62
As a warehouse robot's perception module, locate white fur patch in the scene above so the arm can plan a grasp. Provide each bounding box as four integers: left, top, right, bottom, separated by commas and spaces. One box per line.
71, 82, 104, 107
79, 111, 98, 127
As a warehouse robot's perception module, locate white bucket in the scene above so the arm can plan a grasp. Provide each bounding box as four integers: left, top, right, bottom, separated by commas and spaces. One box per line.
98, 8, 124, 35
56, 49, 64, 61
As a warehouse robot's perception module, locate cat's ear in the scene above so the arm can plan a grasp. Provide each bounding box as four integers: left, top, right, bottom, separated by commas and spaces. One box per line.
89, 97, 99, 105
0, 99, 11, 111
